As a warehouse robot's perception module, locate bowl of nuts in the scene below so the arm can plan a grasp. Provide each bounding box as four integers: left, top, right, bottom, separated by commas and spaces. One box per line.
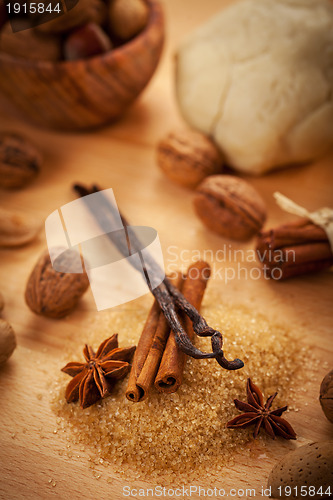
0, 0, 164, 130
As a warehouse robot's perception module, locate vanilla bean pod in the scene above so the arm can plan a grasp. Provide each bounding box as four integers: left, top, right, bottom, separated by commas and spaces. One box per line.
73, 183, 243, 371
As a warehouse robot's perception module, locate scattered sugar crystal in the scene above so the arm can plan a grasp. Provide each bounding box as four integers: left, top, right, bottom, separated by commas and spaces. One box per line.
50, 293, 315, 484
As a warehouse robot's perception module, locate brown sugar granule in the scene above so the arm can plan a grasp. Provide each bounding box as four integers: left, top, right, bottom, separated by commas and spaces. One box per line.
50, 292, 313, 483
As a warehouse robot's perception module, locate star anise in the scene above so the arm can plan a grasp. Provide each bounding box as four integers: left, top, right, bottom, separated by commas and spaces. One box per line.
226, 378, 296, 440
62, 334, 136, 409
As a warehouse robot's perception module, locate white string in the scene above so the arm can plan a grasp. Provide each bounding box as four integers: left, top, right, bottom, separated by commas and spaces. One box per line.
274, 192, 333, 251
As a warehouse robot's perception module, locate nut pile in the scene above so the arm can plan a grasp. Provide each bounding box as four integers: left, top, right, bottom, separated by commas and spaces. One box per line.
0, 0, 149, 61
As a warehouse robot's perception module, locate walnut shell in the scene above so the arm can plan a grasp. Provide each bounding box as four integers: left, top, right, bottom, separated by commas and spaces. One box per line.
109, 0, 149, 41
157, 129, 223, 189
0, 319, 16, 366
320, 369, 333, 423
25, 249, 90, 319
0, 133, 41, 189
193, 175, 266, 240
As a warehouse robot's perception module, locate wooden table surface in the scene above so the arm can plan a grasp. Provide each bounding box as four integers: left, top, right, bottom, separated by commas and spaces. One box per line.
0, 1, 333, 499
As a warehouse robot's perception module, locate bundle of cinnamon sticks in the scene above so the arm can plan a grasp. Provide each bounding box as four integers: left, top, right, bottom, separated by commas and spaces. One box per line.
256, 217, 333, 279
126, 261, 210, 402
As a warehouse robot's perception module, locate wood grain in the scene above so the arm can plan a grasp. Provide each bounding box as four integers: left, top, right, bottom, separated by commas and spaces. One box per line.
0, 0, 333, 498
0, 0, 164, 130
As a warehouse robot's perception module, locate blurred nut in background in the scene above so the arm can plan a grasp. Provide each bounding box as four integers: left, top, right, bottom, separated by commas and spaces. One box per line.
36, 0, 107, 34
25, 249, 90, 319
320, 369, 333, 423
64, 22, 112, 61
0, 319, 16, 366
0, 207, 41, 247
0, 22, 62, 61
109, 0, 149, 41
157, 129, 223, 189
0, 133, 41, 189
193, 175, 266, 240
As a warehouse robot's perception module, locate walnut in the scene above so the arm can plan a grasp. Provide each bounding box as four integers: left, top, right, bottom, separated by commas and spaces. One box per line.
0, 133, 41, 189
25, 249, 90, 319
0, 319, 16, 366
193, 175, 266, 240
109, 0, 149, 41
320, 369, 333, 423
157, 129, 223, 189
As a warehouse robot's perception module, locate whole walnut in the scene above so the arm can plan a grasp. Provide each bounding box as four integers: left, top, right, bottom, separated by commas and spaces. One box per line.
25, 248, 90, 319
319, 369, 333, 423
157, 129, 223, 189
193, 175, 266, 240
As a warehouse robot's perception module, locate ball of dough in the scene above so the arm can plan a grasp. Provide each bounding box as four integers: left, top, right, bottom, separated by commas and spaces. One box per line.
176, 0, 333, 175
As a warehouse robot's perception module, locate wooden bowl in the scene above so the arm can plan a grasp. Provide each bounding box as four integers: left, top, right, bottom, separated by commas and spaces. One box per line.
0, 0, 164, 130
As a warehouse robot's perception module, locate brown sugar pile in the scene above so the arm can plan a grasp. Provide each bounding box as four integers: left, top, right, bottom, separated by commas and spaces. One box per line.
50, 291, 313, 483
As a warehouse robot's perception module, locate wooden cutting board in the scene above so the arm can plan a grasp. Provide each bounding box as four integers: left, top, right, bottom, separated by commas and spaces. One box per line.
0, 1, 332, 498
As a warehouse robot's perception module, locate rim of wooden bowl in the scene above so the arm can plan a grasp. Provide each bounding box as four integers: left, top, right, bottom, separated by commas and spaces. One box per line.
0, 0, 163, 68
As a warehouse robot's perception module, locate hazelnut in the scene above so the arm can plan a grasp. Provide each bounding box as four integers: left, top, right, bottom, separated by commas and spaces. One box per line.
25, 248, 90, 319
0, 23, 62, 61
36, 0, 107, 35
109, 0, 149, 41
157, 129, 223, 189
64, 23, 112, 61
0, 319, 16, 366
0, 133, 41, 189
320, 369, 333, 423
193, 175, 266, 240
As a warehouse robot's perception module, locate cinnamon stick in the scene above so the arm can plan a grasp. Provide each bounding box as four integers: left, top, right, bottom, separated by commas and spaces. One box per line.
126, 274, 183, 402
155, 261, 211, 394
74, 183, 244, 371
256, 218, 333, 279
